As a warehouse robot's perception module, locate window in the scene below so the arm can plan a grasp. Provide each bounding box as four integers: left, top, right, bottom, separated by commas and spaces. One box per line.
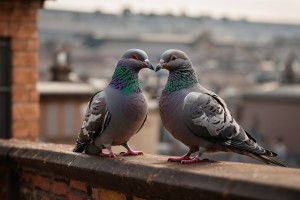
0, 38, 11, 138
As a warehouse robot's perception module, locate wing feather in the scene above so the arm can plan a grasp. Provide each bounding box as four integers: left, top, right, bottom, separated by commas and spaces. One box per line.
183, 92, 276, 157
73, 90, 111, 152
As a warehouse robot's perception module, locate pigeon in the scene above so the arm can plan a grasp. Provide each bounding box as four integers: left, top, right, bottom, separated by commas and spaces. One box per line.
73, 49, 154, 157
156, 49, 285, 167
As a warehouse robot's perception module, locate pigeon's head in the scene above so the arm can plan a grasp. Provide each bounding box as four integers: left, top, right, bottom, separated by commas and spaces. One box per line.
120, 49, 154, 71
156, 49, 192, 72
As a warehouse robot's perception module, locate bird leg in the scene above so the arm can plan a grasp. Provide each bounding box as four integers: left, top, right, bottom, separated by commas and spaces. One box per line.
120, 142, 143, 156
99, 145, 117, 158
167, 152, 192, 162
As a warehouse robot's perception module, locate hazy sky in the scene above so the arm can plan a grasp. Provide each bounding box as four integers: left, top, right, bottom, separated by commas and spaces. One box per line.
45, 0, 300, 24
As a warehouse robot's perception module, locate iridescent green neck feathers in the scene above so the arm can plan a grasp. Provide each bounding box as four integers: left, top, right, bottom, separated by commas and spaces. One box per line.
164, 68, 198, 94
109, 65, 141, 95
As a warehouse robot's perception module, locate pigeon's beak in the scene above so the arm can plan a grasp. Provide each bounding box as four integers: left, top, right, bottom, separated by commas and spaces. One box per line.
143, 59, 154, 71
156, 59, 167, 72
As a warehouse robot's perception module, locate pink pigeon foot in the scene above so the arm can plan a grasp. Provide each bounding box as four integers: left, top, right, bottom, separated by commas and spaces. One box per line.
167, 153, 192, 162
180, 157, 201, 164
120, 150, 143, 156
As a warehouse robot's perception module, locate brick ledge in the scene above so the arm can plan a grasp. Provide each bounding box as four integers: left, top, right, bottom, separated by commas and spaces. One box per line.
0, 139, 300, 200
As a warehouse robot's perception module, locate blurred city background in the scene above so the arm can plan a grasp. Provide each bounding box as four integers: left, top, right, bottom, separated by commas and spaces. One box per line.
29, 0, 300, 167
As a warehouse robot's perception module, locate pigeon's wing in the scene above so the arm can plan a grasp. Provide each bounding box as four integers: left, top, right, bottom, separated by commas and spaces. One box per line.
73, 90, 111, 152
183, 92, 274, 156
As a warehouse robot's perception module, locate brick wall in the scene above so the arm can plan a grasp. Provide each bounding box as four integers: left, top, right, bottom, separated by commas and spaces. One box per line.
19, 169, 144, 200
0, 0, 43, 139
20, 170, 92, 199
1, 139, 300, 200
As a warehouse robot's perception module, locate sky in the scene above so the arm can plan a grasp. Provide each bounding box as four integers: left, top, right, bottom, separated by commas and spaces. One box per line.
45, 0, 300, 25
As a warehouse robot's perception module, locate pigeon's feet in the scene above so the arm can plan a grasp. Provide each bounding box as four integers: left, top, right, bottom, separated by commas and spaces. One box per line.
181, 157, 201, 164
99, 153, 117, 158
167, 153, 192, 162
120, 150, 143, 156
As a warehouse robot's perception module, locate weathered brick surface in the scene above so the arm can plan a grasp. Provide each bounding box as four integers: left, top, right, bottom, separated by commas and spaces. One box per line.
51, 180, 68, 196
21, 171, 33, 183
13, 52, 38, 69
95, 188, 127, 200
68, 193, 85, 200
12, 103, 39, 121
0, 22, 9, 36
10, 9, 37, 23
12, 38, 38, 52
0, 0, 41, 140
12, 121, 39, 139
32, 175, 50, 191
28, 121, 39, 139
12, 121, 29, 139
12, 85, 39, 103
70, 179, 88, 192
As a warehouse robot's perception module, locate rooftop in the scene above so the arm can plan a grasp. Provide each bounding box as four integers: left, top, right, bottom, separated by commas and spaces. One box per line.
242, 82, 300, 102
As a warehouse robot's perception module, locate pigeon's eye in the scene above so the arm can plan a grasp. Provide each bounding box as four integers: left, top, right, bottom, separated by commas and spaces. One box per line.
131, 54, 138, 60
171, 55, 177, 61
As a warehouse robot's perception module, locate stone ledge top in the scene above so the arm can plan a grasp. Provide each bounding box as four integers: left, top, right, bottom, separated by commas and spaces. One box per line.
0, 139, 300, 200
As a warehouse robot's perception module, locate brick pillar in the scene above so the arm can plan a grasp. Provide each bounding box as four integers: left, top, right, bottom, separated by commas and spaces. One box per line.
0, 0, 44, 140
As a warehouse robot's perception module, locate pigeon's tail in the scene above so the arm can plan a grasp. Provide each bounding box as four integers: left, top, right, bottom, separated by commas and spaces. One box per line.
247, 153, 286, 167
73, 142, 86, 153
262, 148, 277, 157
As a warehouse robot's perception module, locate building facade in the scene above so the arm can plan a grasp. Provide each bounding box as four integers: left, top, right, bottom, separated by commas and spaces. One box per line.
0, 0, 45, 139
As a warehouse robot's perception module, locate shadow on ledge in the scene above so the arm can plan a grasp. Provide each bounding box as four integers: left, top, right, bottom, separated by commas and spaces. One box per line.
0, 139, 300, 200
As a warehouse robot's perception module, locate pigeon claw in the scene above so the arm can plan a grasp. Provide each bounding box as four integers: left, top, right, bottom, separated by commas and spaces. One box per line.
120, 150, 144, 156
180, 157, 201, 164
167, 153, 192, 162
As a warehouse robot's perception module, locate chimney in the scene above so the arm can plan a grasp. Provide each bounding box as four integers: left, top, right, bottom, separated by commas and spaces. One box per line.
50, 48, 72, 81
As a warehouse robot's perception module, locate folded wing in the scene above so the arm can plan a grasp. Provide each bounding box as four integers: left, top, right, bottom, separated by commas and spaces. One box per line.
73, 90, 111, 152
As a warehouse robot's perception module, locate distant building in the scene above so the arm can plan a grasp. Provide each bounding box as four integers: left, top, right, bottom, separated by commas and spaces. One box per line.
241, 83, 300, 155
38, 81, 99, 143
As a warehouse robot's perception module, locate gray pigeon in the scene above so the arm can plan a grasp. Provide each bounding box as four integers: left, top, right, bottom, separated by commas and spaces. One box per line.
156, 49, 285, 167
73, 49, 154, 157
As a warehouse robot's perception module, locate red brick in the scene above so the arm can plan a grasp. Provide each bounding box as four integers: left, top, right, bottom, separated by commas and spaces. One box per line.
12, 103, 39, 121
21, 171, 33, 183
68, 193, 85, 200
0, 8, 11, 21
12, 120, 38, 140
12, 121, 28, 139
13, 69, 37, 84
29, 88, 39, 102
12, 38, 38, 51
13, 52, 38, 68
28, 121, 39, 139
12, 85, 39, 103
51, 181, 68, 196
70, 179, 87, 192
11, 9, 37, 23
12, 23, 37, 39
12, 85, 28, 102
0, 22, 9, 36
32, 175, 50, 191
